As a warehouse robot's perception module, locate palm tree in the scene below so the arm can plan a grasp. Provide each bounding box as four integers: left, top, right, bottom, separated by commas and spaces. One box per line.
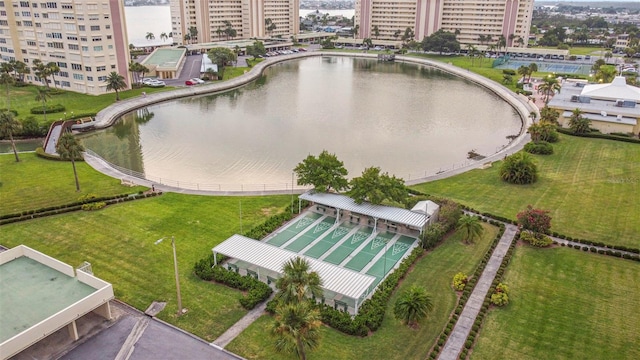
517, 65, 530, 83
56, 132, 84, 192
457, 215, 484, 244
499, 152, 538, 185
183, 33, 191, 44
265, 18, 276, 37
393, 285, 433, 327
215, 27, 223, 40
0, 111, 22, 162
392, 29, 401, 41
104, 72, 127, 101
34, 87, 51, 123
14, 60, 30, 82
569, 108, 591, 134
160, 32, 168, 42
145, 32, 155, 41
189, 26, 198, 42
537, 77, 561, 104
32, 59, 50, 88
46, 62, 60, 89
372, 25, 380, 39
497, 35, 507, 52
466, 44, 477, 66
276, 257, 323, 305
272, 302, 321, 360
527, 62, 538, 82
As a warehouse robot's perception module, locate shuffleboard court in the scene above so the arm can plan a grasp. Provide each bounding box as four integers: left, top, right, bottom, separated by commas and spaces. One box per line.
265, 212, 323, 247
284, 217, 336, 252
303, 222, 357, 259
323, 227, 374, 265
344, 231, 396, 272
366, 235, 418, 285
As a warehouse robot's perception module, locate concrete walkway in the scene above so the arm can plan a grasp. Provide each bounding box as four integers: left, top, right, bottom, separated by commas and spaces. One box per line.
438, 224, 519, 360
211, 294, 274, 349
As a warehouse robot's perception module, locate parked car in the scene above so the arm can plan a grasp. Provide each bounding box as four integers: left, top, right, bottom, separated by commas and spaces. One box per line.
146, 80, 165, 87
373, 46, 383, 51
298, 48, 307, 52
190, 78, 204, 84
185, 80, 196, 86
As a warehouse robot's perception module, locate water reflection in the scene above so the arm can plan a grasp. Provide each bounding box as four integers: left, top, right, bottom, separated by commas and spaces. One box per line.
83, 57, 522, 188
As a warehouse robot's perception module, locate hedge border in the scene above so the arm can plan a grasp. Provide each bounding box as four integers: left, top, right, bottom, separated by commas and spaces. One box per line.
556, 127, 640, 144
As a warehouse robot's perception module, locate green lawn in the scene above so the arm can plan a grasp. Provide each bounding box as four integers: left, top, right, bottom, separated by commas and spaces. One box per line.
0, 152, 147, 215
471, 247, 640, 360
5, 84, 172, 126
0, 192, 290, 340
226, 223, 499, 360
411, 135, 640, 248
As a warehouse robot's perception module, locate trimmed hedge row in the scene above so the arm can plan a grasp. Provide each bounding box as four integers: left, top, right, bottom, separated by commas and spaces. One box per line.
429, 220, 505, 359
556, 241, 640, 262
0, 192, 158, 225
194, 254, 273, 310
35, 147, 85, 161
556, 127, 640, 144
30, 104, 65, 114
524, 141, 554, 155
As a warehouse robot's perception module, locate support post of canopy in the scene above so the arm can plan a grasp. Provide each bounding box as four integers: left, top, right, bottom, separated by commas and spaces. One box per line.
213, 251, 217, 266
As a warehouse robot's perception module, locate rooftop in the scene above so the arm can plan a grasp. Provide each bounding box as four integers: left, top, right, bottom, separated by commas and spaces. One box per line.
299, 191, 430, 229
141, 48, 186, 69
581, 76, 640, 102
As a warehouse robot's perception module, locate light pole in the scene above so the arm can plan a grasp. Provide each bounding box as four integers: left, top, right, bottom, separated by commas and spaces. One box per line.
155, 236, 185, 315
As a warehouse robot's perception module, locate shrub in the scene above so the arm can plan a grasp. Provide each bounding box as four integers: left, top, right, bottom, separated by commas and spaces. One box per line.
519, 231, 552, 247
500, 152, 538, 184
0, 108, 18, 116
524, 141, 554, 155
491, 292, 509, 306
452, 272, 468, 291
421, 222, 445, 249
502, 69, 516, 75
19, 116, 47, 137
81, 202, 106, 211
517, 205, 552, 235
30, 104, 66, 114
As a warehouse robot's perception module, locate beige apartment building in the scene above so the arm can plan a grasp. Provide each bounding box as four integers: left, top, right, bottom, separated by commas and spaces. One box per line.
0, 0, 131, 95
356, 0, 534, 47
170, 0, 299, 45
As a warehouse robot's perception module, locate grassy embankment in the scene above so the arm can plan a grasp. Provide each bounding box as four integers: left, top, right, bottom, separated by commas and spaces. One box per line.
412, 134, 639, 248
471, 247, 640, 360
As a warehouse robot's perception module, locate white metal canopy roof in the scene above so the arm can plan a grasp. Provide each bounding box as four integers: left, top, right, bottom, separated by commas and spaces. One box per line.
580, 76, 640, 102
213, 235, 376, 300
300, 191, 429, 228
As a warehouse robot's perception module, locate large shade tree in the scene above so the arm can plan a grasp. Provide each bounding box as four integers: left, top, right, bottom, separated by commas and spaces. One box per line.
499, 152, 538, 185
393, 285, 434, 327
348, 167, 407, 205
207, 47, 236, 79
421, 29, 460, 54
246, 40, 267, 59
456, 215, 484, 244
56, 132, 84, 192
0, 111, 22, 162
272, 302, 321, 360
294, 150, 348, 192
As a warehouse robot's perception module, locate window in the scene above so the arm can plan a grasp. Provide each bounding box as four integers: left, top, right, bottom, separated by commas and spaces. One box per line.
45, 2, 57, 9
71, 63, 81, 70
80, 37, 87, 42
20, 1, 30, 7
64, 23, 75, 31
46, 42, 63, 49
90, 25, 100, 31
68, 44, 78, 50
57, 71, 68, 77
41, 13, 46, 18
85, 66, 91, 71
61, 3, 72, 9
106, 35, 111, 40
21, 11, 30, 16
93, 45, 102, 51
86, 76, 93, 81
96, 65, 105, 72
60, 81, 69, 87
62, 13, 73, 20
67, 35, 77, 40
81, 46, 88, 51
110, 64, 115, 69
92, 37, 101, 42
78, 25, 85, 31
57, 61, 66, 68
73, 73, 83, 80
23, 20, 32, 26
97, 76, 106, 82
50, 32, 61, 39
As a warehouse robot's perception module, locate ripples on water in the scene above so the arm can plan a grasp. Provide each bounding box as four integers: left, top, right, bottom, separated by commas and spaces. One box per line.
80, 57, 522, 188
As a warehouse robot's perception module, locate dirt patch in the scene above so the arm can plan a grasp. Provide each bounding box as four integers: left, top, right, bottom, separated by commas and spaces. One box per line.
260, 206, 278, 216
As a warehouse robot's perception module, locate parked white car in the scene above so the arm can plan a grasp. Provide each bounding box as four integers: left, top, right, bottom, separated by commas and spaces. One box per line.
146, 80, 166, 87
190, 78, 205, 84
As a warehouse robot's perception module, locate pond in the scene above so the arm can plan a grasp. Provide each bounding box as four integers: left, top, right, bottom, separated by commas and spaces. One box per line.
80, 57, 522, 190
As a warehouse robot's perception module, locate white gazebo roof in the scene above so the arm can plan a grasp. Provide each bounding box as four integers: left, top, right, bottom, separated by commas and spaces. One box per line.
299, 191, 429, 228
411, 200, 440, 216
213, 235, 376, 300
580, 76, 640, 102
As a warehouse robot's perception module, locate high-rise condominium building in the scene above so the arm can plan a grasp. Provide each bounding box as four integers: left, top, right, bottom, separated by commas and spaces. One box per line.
170, 0, 299, 45
0, 0, 130, 95
356, 0, 534, 47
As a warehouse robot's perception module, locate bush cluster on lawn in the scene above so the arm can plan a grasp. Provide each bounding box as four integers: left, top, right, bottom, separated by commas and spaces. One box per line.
0, 192, 158, 224
524, 141, 554, 155
193, 255, 273, 310
519, 231, 552, 247
452, 272, 468, 291
30, 104, 65, 114
490, 283, 510, 307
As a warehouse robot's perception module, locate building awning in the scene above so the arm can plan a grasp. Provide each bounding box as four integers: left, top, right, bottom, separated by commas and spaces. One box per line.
299, 191, 429, 228
213, 235, 376, 300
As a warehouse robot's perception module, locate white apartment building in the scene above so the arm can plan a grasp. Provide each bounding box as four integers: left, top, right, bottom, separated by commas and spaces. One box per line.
170, 0, 299, 45
0, 0, 131, 95
356, 0, 534, 47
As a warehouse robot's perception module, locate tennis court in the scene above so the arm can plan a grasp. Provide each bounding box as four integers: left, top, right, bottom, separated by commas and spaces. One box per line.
265, 210, 419, 286
496, 60, 592, 75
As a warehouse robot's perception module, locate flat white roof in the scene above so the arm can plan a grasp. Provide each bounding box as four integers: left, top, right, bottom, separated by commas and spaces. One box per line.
300, 191, 429, 228
213, 235, 376, 300
581, 76, 640, 102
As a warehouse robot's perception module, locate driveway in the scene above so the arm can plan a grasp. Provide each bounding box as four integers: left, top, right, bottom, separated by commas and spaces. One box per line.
163, 54, 203, 87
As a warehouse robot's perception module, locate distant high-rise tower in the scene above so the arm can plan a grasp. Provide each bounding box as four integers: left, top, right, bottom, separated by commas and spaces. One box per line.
356, 0, 534, 47
0, 0, 131, 95
170, 0, 300, 45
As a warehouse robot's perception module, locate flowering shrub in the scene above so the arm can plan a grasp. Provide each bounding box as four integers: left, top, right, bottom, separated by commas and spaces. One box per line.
491, 283, 510, 306
452, 272, 468, 291
517, 205, 552, 236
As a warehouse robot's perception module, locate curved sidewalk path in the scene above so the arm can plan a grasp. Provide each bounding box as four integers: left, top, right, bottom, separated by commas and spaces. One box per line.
438, 223, 519, 360
88, 52, 537, 194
